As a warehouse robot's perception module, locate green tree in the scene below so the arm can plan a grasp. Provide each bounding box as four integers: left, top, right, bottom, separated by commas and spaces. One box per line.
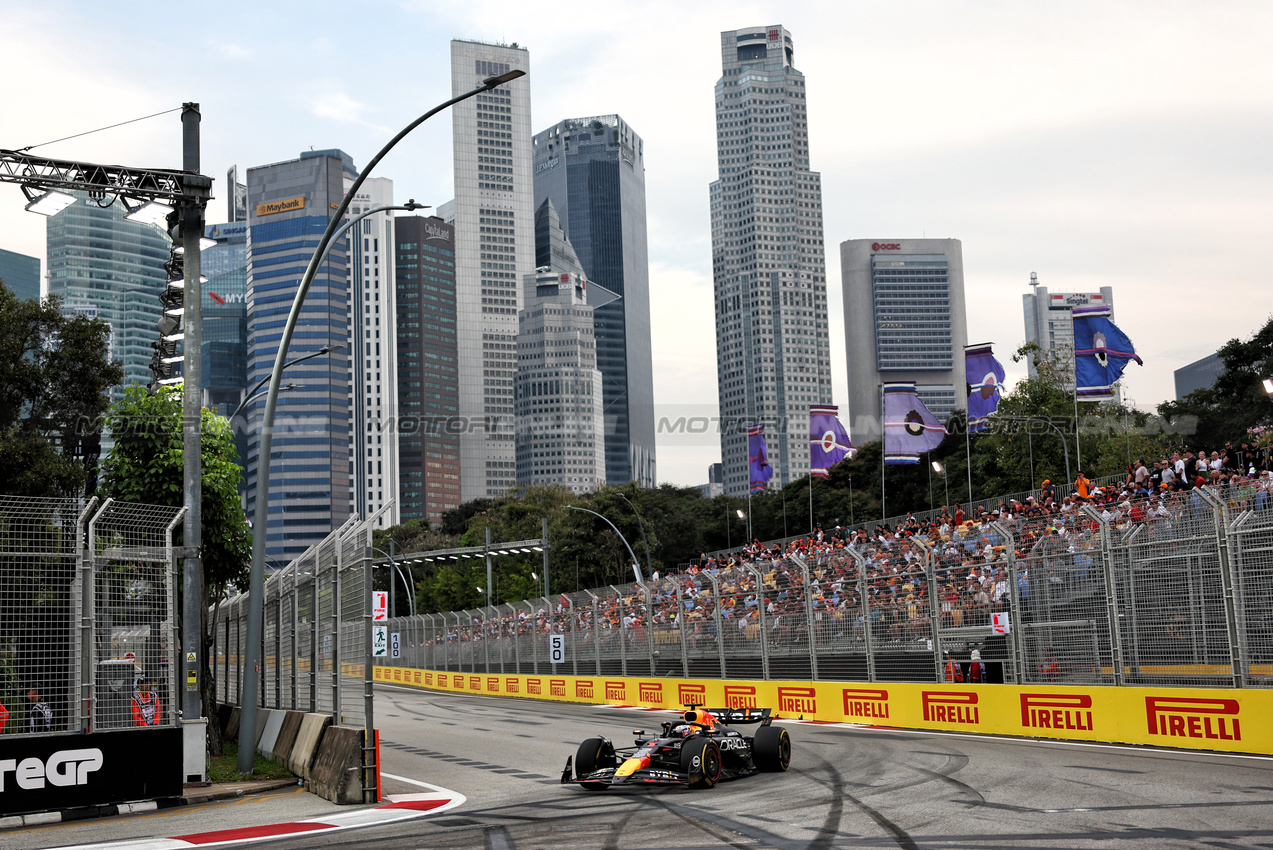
98, 386, 251, 755
0, 283, 122, 497
1158, 316, 1273, 450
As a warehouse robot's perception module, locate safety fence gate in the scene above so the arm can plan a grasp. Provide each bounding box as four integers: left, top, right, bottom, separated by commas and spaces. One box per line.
379, 487, 1273, 691
0, 495, 184, 736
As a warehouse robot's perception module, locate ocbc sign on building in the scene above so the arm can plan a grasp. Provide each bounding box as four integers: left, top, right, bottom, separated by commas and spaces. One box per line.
871, 242, 901, 251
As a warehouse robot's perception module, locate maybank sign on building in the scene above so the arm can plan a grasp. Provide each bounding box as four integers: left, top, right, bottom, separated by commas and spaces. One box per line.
373, 667, 1271, 755
255, 196, 306, 217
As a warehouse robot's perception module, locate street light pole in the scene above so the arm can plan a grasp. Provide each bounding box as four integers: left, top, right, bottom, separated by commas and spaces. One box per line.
615, 492, 653, 582
228, 344, 344, 422
371, 546, 414, 617
238, 68, 524, 773
566, 505, 644, 585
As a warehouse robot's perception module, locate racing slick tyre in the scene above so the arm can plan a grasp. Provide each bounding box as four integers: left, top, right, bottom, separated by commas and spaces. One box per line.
680, 737, 722, 788
753, 725, 792, 772
575, 737, 616, 789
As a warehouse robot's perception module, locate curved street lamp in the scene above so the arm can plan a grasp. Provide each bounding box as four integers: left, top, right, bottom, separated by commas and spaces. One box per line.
614, 492, 654, 582
228, 342, 347, 422
238, 68, 525, 773
566, 504, 644, 585
372, 546, 416, 618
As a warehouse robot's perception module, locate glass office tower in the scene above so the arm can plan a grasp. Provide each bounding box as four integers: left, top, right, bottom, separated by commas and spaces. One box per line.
533, 115, 655, 487
245, 150, 355, 558
709, 25, 833, 495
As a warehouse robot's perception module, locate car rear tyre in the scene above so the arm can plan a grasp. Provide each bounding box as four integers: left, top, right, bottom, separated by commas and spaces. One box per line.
575, 737, 615, 788
753, 725, 791, 772
680, 737, 722, 788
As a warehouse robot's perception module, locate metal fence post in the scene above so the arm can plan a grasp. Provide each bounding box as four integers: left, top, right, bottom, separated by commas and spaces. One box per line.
75, 497, 98, 732
992, 521, 1026, 683
703, 572, 726, 678
583, 591, 600, 675
362, 531, 375, 802
610, 586, 627, 677
1227, 510, 1255, 687
673, 579, 690, 678
1082, 505, 1125, 686
845, 546, 876, 683
331, 543, 342, 722
744, 566, 770, 680
790, 555, 819, 680
912, 538, 942, 683
1196, 488, 1244, 688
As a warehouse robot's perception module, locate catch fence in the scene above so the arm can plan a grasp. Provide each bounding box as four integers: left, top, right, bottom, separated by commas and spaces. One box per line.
383, 484, 1273, 690
213, 508, 379, 726
0, 495, 183, 736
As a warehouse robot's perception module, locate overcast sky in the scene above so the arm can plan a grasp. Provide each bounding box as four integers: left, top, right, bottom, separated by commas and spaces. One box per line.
3, 1, 1271, 487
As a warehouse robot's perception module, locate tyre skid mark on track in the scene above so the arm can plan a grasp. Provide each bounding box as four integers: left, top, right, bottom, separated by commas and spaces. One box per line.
806, 750, 918, 850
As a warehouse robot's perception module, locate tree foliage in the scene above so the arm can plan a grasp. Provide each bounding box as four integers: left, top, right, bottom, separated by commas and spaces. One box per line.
98, 386, 251, 755
0, 282, 122, 497
1158, 315, 1273, 449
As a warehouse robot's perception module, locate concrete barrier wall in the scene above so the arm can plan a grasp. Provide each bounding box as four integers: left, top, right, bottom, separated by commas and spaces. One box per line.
219, 705, 362, 803
272, 711, 305, 764
308, 725, 366, 805
374, 665, 1272, 756
257, 709, 283, 758
287, 713, 333, 779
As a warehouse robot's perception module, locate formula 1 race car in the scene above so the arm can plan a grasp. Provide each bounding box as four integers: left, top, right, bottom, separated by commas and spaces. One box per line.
561, 705, 792, 790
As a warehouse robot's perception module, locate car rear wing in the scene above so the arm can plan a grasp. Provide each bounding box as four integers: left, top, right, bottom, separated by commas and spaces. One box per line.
706, 707, 772, 725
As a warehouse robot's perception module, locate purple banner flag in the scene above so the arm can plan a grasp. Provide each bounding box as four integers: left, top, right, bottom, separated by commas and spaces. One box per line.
965, 342, 1006, 432
748, 424, 773, 494
883, 382, 947, 464
810, 405, 854, 478
1073, 305, 1142, 400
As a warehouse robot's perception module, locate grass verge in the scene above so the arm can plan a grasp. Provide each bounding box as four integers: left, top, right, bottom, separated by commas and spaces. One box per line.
207, 742, 296, 783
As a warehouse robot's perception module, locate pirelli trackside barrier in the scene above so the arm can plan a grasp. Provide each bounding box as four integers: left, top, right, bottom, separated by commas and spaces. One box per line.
373, 667, 1272, 756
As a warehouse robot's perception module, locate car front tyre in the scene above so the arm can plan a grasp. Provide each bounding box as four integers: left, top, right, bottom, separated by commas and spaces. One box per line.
575, 736, 615, 789
680, 738, 722, 788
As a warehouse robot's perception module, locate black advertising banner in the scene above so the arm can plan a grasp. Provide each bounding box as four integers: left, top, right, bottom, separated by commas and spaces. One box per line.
0, 727, 182, 816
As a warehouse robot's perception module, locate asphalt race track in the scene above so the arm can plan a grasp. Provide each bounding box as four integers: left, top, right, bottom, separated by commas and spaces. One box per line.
25, 684, 1273, 850
348, 685, 1273, 849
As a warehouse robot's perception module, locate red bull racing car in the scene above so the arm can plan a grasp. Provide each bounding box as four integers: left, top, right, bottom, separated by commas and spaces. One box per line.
561, 705, 792, 790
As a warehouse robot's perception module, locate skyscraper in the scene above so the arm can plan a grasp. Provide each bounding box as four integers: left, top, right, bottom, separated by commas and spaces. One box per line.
1022, 275, 1118, 400
533, 115, 655, 487
514, 199, 610, 493
201, 221, 249, 416
709, 25, 833, 497
245, 150, 355, 559
346, 177, 399, 529
450, 39, 534, 500
395, 215, 461, 524
46, 191, 169, 388
840, 238, 969, 446
0, 248, 40, 301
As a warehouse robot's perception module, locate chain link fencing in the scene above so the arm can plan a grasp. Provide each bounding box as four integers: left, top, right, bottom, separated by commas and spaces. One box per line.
213, 512, 374, 725
0, 496, 183, 736
380, 483, 1273, 690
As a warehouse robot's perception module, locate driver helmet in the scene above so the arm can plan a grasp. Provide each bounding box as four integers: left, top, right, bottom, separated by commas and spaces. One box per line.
672, 723, 695, 738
